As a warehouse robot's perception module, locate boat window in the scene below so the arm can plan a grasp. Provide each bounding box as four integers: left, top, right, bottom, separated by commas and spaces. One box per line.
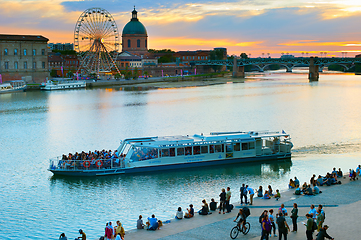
177, 148, 184, 156
193, 146, 200, 155
131, 147, 158, 161
242, 142, 249, 150
233, 142, 240, 151
210, 145, 215, 153
215, 144, 223, 152
185, 146, 192, 155
226, 143, 233, 152
161, 149, 169, 157
170, 148, 175, 157
249, 142, 255, 149
201, 146, 208, 154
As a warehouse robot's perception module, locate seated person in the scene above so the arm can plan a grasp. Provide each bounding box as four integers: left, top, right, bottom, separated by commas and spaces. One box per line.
263, 190, 271, 199
301, 182, 308, 192
198, 199, 209, 215
184, 204, 194, 218
313, 185, 320, 194
294, 185, 301, 195
331, 167, 337, 175
147, 214, 158, 230
175, 207, 183, 219
274, 189, 281, 200
349, 169, 356, 181
209, 198, 217, 211
157, 220, 163, 230
233, 208, 248, 231
137, 215, 145, 229
337, 168, 343, 178
304, 185, 314, 195
288, 179, 295, 188
316, 175, 324, 186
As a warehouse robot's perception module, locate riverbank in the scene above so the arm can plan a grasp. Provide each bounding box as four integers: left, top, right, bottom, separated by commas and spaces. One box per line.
120, 175, 360, 240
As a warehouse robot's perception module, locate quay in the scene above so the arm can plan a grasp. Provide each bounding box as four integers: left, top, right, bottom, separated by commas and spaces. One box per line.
119, 176, 361, 240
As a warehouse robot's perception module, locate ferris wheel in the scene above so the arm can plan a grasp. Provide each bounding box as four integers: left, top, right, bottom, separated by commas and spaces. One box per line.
74, 7, 120, 76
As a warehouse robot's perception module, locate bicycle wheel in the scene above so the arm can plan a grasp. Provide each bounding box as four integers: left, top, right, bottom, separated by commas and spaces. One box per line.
230, 226, 240, 239
242, 222, 251, 235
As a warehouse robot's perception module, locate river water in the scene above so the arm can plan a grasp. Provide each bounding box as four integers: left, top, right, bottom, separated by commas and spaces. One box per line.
1, 70, 361, 239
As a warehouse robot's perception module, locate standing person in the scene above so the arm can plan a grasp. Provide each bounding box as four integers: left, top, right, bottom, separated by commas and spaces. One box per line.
308, 204, 317, 220
247, 185, 254, 205
290, 203, 298, 232
77, 229, 86, 240
243, 185, 249, 204
240, 184, 246, 204
226, 187, 232, 213
305, 214, 314, 240
316, 225, 334, 240
269, 209, 277, 237
278, 204, 288, 216
105, 223, 112, 240
219, 188, 226, 214
257, 186, 263, 197
137, 215, 145, 229
316, 209, 324, 232
115, 221, 125, 240
276, 212, 290, 240
261, 215, 271, 240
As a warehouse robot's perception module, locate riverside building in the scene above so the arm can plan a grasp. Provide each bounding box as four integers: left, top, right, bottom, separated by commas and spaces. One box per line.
0, 34, 49, 83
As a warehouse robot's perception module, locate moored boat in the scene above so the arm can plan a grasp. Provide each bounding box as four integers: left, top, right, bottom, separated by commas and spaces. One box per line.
40, 79, 86, 90
0, 80, 27, 94
48, 130, 293, 177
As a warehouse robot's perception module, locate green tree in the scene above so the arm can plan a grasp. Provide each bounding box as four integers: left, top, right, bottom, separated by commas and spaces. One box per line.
133, 67, 139, 80
209, 49, 224, 72
114, 73, 121, 80
143, 71, 149, 79
240, 53, 248, 59
50, 69, 57, 77
66, 71, 74, 78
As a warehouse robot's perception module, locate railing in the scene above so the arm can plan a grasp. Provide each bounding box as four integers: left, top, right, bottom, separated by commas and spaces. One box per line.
49, 157, 126, 171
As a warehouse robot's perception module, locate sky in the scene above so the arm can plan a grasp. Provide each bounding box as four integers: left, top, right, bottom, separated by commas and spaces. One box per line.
1, 0, 361, 57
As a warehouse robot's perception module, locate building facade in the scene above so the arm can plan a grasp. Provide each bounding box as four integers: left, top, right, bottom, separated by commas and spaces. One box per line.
48, 53, 79, 77
0, 34, 49, 83
48, 43, 74, 51
121, 8, 148, 55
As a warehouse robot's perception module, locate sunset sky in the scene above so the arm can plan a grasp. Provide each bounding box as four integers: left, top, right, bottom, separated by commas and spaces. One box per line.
1, 0, 361, 57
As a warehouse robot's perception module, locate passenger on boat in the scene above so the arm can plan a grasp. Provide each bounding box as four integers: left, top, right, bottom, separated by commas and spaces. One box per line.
198, 199, 209, 215
184, 204, 194, 218
175, 207, 183, 219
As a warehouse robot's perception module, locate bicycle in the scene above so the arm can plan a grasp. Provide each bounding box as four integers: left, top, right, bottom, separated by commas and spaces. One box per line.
230, 221, 250, 239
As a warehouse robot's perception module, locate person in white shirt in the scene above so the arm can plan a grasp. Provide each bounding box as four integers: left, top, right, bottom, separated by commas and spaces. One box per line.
175, 207, 183, 219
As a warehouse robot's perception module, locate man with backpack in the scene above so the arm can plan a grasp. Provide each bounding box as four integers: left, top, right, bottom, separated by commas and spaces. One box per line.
276, 212, 290, 240
233, 207, 250, 232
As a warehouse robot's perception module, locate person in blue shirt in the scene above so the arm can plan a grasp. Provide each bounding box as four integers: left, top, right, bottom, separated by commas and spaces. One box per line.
147, 214, 158, 230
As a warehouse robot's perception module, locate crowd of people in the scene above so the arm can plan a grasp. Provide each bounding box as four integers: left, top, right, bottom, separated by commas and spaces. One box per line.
58, 149, 125, 169
57, 165, 361, 240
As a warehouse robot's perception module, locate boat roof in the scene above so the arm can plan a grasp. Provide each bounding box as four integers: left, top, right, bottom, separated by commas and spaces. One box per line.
124, 131, 290, 147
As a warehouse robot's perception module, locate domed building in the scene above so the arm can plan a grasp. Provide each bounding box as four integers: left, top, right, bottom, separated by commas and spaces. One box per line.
122, 7, 148, 55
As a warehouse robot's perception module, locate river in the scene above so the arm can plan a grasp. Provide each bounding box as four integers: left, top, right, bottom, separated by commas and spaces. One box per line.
1, 70, 361, 239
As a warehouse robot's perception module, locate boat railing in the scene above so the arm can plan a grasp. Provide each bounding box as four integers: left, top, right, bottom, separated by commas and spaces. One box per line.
49, 157, 126, 171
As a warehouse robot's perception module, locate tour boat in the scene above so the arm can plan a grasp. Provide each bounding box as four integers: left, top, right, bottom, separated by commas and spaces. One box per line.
40, 79, 86, 90
48, 130, 293, 177
0, 80, 27, 94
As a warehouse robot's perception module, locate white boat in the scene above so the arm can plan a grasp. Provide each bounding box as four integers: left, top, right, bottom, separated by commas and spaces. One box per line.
48, 130, 293, 177
40, 79, 86, 90
0, 80, 27, 94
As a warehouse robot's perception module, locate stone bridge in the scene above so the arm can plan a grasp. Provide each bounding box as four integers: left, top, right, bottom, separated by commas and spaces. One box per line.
190, 57, 361, 81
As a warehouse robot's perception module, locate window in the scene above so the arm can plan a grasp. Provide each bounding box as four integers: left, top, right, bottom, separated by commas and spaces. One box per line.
242, 142, 249, 150
24, 61, 27, 69
226, 143, 233, 152
177, 148, 184, 156
24, 49, 27, 55
127, 39, 131, 48
169, 148, 175, 157
185, 146, 192, 155
161, 149, 169, 157
233, 143, 240, 151
145, 39, 147, 48
42, 62, 45, 69
33, 62, 36, 69
4, 62, 9, 69
137, 39, 140, 48
215, 144, 223, 152
201, 146, 208, 154
249, 142, 255, 149
41, 49, 45, 55
193, 146, 200, 155
33, 49, 36, 56
14, 49, 18, 55
14, 62, 18, 69
4, 48, 8, 55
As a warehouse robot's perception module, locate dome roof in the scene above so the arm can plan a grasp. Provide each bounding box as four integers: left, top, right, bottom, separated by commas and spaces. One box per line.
122, 21, 147, 35
122, 7, 147, 35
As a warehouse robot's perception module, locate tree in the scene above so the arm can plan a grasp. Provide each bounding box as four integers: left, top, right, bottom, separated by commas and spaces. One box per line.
143, 70, 149, 79
240, 53, 248, 59
209, 49, 224, 72
114, 73, 121, 80
133, 67, 139, 80
66, 71, 74, 78
50, 69, 58, 77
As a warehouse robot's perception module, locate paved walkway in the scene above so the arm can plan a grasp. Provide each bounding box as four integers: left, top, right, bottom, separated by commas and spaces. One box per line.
123, 175, 361, 240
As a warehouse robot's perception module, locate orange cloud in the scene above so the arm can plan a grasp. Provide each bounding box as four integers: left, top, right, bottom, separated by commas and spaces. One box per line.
279, 40, 361, 47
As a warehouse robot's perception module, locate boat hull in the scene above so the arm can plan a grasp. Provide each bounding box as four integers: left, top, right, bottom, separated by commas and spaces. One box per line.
49, 153, 291, 177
